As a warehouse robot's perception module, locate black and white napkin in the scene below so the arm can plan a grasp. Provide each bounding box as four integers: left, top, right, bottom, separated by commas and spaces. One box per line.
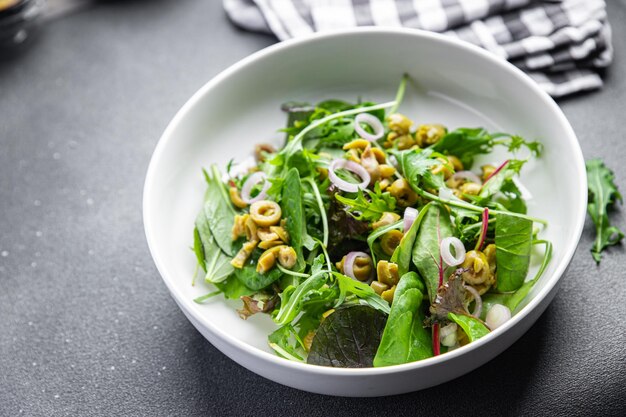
224, 0, 612, 97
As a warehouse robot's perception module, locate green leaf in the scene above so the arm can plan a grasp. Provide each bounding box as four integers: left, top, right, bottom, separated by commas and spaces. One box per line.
495, 213, 533, 292
430, 128, 495, 168
333, 272, 391, 315
193, 227, 206, 272
307, 305, 388, 368
214, 276, 255, 300
202, 165, 236, 256
234, 264, 282, 291
282, 168, 307, 272
392, 148, 445, 191
335, 184, 397, 222
374, 272, 432, 367
195, 211, 234, 283
274, 272, 327, 326
391, 207, 428, 276
367, 220, 403, 266
447, 313, 490, 342
586, 159, 624, 263
483, 240, 552, 314
412, 203, 454, 302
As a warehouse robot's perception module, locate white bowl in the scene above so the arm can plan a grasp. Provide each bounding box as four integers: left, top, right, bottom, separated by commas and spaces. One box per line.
143, 28, 586, 397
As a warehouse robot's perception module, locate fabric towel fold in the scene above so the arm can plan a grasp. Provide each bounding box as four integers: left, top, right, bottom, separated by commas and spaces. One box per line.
224, 0, 612, 97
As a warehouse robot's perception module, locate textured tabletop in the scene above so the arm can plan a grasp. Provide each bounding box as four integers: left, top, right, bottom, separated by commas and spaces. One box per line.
1, 1, 625, 416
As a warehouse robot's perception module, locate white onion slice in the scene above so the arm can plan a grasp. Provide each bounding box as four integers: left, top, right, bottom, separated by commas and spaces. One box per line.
354, 113, 384, 142
440, 236, 466, 267
464, 285, 483, 318
328, 159, 370, 193
241, 171, 270, 204
452, 170, 482, 185
343, 251, 371, 281
403, 207, 418, 232
485, 304, 511, 330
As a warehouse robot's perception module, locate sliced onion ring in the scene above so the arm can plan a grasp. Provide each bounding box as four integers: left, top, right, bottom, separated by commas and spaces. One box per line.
440, 236, 466, 267
343, 251, 372, 281
328, 159, 371, 193
452, 170, 482, 185
241, 171, 270, 204
464, 284, 483, 318
403, 207, 418, 233
354, 113, 384, 142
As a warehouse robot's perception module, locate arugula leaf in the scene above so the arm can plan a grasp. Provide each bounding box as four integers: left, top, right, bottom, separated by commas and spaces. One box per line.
412, 203, 454, 302
431, 128, 541, 168
335, 183, 397, 222
307, 305, 388, 368
274, 272, 327, 326
282, 168, 307, 272
374, 272, 432, 367
447, 313, 490, 342
269, 324, 306, 362
367, 220, 403, 266
495, 213, 533, 292
195, 211, 234, 283
392, 148, 445, 191
586, 159, 624, 263
333, 272, 391, 315
202, 165, 237, 256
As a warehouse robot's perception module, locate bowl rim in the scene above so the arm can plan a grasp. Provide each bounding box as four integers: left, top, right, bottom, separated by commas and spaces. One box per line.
143, 27, 587, 376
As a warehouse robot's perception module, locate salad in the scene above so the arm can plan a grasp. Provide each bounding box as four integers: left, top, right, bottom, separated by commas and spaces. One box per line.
192, 76, 552, 368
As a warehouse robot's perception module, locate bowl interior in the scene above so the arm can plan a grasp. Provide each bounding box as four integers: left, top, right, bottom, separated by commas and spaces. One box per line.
144, 30, 584, 359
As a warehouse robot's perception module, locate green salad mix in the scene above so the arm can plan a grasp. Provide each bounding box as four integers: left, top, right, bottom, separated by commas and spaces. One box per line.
191, 76, 555, 368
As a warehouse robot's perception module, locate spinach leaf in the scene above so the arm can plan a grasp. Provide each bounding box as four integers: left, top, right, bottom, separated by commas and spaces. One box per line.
203, 165, 236, 256
391, 207, 428, 276
586, 159, 624, 263
448, 313, 490, 342
195, 210, 234, 283
412, 203, 454, 302
234, 264, 282, 291
307, 305, 388, 368
482, 239, 552, 314
282, 168, 307, 272
214, 276, 255, 300
193, 227, 206, 272
495, 213, 532, 292
374, 272, 432, 367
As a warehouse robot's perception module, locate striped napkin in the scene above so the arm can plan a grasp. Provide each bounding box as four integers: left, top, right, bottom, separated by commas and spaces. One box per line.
224, 0, 612, 97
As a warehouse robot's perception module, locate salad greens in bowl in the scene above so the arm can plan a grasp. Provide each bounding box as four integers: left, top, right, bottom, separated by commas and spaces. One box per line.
143, 28, 586, 396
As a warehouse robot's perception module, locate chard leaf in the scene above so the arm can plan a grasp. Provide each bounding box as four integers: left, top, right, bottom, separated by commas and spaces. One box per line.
195, 210, 234, 283
307, 305, 387, 368
426, 270, 469, 325
412, 203, 454, 302
495, 214, 533, 292
335, 184, 397, 222
447, 312, 490, 342
203, 165, 236, 256
586, 159, 624, 263
374, 272, 432, 367
282, 168, 307, 272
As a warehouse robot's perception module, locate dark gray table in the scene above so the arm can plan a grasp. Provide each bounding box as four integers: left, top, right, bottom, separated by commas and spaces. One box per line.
1, 1, 625, 416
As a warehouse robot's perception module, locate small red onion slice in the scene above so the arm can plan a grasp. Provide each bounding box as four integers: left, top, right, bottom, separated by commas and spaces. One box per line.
343, 251, 372, 281
354, 113, 384, 142
440, 236, 466, 267
464, 285, 483, 318
241, 171, 270, 204
403, 207, 418, 232
452, 170, 482, 185
328, 159, 370, 193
